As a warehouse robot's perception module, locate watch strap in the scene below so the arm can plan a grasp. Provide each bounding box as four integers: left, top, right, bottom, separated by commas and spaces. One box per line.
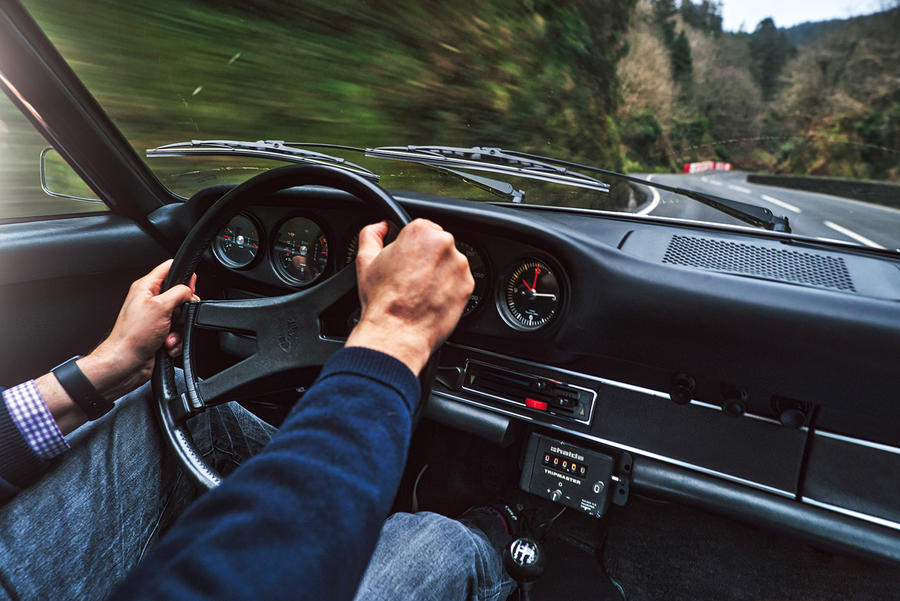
50, 356, 113, 421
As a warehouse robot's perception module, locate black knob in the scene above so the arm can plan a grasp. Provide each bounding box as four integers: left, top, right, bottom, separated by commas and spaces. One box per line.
723, 398, 745, 417
503, 537, 545, 583
670, 374, 695, 405
779, 407, 806, 428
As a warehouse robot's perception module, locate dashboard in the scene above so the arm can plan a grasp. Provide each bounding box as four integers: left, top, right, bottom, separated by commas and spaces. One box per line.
204, 200, 569, 337
174, 183, 900, 564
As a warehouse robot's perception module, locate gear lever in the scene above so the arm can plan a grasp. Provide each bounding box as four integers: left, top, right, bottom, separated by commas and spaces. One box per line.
503, 536, 545, 601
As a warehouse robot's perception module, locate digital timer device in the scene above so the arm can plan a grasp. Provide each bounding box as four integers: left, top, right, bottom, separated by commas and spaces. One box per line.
520, 433, 615, 518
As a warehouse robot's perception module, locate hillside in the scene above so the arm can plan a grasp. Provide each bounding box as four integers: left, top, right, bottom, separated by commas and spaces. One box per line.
617, 1, 900, 181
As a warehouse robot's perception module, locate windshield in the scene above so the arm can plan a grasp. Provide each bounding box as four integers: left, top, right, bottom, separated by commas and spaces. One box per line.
19, 0, 900, 249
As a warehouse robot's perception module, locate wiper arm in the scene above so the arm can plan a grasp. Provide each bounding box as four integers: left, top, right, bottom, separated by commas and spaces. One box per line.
498, 149, 791, 232
429, 166, 525, 203
366, 145, 610, 195
146, 140, 379, 181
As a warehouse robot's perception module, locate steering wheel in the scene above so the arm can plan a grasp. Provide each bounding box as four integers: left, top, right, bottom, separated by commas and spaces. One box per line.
152, 164, 419, 491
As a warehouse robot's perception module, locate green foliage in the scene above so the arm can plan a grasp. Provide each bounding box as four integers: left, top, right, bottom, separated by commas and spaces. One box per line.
856, 103, 900, 179
621, 110, 670, 168
652, 2, 695, 84
748, 18, 796, 101
672, 117, 708, 150
622, 111, 663, 146
651, 0, 677, 23
679, 0, 723, 36
670, 30, 694, 81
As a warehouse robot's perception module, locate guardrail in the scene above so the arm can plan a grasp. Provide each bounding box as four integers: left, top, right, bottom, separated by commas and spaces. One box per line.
747, 174, 900, 211
684, 161, 732, 174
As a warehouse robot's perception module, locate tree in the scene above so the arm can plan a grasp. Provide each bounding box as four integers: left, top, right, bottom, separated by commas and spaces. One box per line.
748, 18, 796, 101
679, 0, 723, 36
670, 29, 693, 81
652, 0, 677, 24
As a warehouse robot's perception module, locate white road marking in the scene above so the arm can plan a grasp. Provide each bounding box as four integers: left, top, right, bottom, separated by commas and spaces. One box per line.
637, 175, 660, 215
700, 176, 709, 182
760, 194, 801, 214
727, 184, 751, 193
823, 220, 886, 249
708, 179, 723, 187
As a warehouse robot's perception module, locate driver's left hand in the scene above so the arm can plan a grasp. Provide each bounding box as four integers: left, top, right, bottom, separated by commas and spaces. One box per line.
78, 259, 197, 401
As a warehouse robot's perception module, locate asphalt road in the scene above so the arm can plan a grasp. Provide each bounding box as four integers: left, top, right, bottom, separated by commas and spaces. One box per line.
633, 171, 900, 251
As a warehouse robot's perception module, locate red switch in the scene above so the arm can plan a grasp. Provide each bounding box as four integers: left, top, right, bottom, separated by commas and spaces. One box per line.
525, 398, 548, 411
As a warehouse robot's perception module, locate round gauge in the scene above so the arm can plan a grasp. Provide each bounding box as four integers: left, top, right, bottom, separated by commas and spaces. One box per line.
500, 259, 561, 330
212, 214, 260, 269
344, 234, 359, 266
272, 217, 329, 285
456, 241, 488, 317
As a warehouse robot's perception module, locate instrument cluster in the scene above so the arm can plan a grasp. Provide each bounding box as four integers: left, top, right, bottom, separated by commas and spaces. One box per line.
212, 212, 565, 330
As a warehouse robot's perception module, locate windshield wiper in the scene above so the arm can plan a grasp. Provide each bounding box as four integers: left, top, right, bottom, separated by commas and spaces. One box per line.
368, 145, 788, 232
366, 145, 610, 195
497, 149, 792, 232
428, 166, 525, 203
146, 140, 379, 181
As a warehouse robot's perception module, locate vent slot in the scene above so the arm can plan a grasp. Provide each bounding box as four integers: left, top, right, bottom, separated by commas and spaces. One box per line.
662, 235, 856, 292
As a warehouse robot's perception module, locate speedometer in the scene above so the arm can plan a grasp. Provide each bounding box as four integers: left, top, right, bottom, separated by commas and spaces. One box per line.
272, 217, 329, 285
499, 259, 561, 331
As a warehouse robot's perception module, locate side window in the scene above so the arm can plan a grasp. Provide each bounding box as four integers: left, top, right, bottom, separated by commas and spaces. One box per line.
0, 93, 106, 221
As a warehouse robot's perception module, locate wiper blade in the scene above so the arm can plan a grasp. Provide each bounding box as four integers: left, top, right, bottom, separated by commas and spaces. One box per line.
366, 145, 610, 194
146, 140, 379, 181
499, 149, 791, 232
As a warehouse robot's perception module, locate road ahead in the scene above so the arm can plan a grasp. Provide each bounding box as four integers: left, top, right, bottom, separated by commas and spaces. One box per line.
633, 171, 900, 251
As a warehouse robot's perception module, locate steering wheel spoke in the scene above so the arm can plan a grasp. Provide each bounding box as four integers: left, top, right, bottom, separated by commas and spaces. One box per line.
195, 355, 272, 406
191, 297, 279, 335
302, 263, 357, 313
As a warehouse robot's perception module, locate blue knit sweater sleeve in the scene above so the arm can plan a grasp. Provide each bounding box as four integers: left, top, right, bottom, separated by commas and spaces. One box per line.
110, 346, 420, 601
0, 385, 50, 504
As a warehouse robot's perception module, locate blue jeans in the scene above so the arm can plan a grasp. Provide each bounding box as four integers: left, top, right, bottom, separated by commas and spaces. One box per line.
354, 512, 515, 601
0, 378, 513, 601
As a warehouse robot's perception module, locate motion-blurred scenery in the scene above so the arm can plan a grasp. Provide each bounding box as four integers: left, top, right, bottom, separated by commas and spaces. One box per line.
1, 0, 898, 220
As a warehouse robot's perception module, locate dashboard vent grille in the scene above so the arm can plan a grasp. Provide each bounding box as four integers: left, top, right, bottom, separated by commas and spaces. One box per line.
662, 235, 856, 292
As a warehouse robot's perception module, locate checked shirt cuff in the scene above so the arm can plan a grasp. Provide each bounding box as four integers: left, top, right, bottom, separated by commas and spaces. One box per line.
2, 380, 69, 460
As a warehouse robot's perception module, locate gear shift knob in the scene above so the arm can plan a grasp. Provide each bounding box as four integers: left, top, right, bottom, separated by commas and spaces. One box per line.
503, 536, 545, 596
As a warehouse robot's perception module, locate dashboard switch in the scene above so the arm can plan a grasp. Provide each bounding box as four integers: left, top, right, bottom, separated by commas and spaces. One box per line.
525, 398, 548, 411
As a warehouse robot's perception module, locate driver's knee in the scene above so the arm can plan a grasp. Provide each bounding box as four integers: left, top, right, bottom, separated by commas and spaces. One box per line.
186, 401, 276, 477
355, 512, 513, 601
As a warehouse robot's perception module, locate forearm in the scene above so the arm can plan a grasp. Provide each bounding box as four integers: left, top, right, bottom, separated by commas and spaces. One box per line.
110, 347, 419, 601
34, 351, 141, 436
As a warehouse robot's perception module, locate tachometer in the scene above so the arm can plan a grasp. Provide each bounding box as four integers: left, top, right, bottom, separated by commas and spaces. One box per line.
212, 214, 260, 269
272, 217, 329, 285
500, 259, 561, 330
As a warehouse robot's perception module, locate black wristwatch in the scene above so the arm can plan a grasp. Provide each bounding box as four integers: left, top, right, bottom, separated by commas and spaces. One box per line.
50, 355, 114, 420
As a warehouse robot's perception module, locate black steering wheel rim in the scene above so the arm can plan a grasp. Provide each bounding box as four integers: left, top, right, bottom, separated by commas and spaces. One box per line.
152, 164, 412, 490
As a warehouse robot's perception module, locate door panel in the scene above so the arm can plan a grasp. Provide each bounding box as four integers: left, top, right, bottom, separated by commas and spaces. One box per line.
0, 213, 168, 384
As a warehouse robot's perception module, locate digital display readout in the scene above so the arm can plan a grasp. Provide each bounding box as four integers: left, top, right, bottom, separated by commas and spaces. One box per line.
543, 452, 587, 479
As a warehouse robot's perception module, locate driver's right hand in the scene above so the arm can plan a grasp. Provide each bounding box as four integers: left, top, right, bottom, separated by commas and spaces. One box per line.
346, 219, 474, 375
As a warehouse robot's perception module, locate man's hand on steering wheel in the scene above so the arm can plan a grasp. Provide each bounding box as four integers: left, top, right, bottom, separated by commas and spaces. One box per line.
347, 219, 474, 376
78, 260, 198, 402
